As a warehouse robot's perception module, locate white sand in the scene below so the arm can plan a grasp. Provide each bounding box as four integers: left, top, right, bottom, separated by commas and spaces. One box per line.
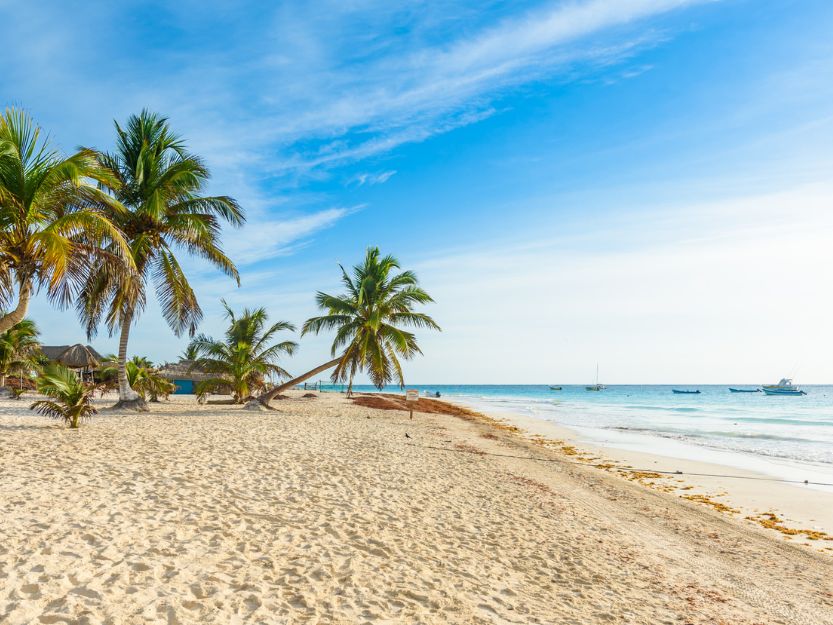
496, 411, 833, 546
2, 391, 832, 624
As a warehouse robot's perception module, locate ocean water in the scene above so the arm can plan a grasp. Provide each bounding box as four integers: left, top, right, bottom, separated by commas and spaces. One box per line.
326, 384, 833, 486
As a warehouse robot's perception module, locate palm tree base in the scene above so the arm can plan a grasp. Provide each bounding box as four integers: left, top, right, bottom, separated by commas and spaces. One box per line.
111, 397, 150, 412
243, 398, 273, 411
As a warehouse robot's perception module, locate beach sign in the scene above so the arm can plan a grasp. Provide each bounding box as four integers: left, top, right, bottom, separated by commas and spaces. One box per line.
406, 389, 419, 418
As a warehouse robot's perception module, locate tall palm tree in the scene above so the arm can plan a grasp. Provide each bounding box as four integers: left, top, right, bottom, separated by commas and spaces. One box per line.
78, 110, 245, 410
188, 300, 297, 403
248, 247, 439, 409
0, 318, 41, 388
30, 363, 97, 429
0, 108, 133, 334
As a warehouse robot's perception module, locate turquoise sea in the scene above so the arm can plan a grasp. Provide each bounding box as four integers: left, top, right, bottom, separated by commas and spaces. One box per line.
325, 384, 833, 486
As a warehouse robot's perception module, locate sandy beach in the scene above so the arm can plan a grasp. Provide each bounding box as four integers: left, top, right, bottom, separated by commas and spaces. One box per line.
482, 409, 833, 550
2, 391, 833, 624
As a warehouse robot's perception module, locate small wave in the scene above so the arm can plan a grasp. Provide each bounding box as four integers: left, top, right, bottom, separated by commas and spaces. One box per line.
731, 417, 833, 427
612, 426, 822, 445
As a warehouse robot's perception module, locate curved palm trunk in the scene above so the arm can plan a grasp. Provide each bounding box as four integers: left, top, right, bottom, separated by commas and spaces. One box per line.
0, 280, 32, 335
244, 357, 341, 410
112, 305, 148, 411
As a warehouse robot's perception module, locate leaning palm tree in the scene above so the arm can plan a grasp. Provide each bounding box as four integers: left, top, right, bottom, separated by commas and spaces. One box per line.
30, 363, 97, 428
0, 318, 41, 388
78, 110, 245, 410
0, 108, 133, 335
247, 247, 439, 409
189, 300, 297, 403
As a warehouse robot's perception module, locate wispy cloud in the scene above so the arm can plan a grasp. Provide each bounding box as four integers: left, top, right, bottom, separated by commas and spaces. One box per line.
223, 207, 356, 266
353, 170, 397, 186
0, 0, 714, 177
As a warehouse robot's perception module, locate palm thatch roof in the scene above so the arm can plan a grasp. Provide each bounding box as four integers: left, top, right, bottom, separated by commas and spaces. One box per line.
157, 359, 215, 382
41, 344, 103, 369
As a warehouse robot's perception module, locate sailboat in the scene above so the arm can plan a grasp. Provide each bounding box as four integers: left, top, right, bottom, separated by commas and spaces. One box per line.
585, 364, 606, 391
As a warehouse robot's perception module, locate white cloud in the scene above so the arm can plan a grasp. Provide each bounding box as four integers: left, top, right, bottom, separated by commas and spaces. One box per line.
222, 207, 354, 266
406, 184, 833, 384
353, 170, 397, 186
0, 0, 713, 180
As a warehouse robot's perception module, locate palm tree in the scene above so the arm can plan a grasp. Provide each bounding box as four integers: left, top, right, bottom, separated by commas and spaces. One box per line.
30, 364, 97, 428
180, 342, 200, 361
0, 318, 41, 388
0, 108, 133, 335
188, 300, 297, 403
78, 110, 245, 410
248, 247, 439, 409
99, 354, 175, 402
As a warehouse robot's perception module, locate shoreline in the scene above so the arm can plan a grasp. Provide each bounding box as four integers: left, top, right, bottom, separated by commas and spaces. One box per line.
439, 394, 833, 550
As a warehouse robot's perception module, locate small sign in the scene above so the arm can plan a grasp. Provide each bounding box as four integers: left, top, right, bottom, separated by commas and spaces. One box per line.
405, 389, 419, 402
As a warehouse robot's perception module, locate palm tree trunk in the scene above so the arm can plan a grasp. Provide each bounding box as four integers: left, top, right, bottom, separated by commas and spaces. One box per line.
245, 357, 341, 410
0, 280, 32, 335
112, 305, 148, 411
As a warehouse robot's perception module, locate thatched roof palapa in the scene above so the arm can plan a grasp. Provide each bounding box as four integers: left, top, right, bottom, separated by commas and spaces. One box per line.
41, 344, 103, 369
157, 360, 215, 382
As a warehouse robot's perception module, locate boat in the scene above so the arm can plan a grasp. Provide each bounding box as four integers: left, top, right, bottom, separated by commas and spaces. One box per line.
763, 387, 806, 396
585, 364, 606, 391
762, 378, 806, 396
729, 388, 761, 393
672, 389, 700, 394
549, 386, 562, 391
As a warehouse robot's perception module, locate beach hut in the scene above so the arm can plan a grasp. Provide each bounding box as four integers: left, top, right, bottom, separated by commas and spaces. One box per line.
41, 344, 103, 381
158, 360, 218, 395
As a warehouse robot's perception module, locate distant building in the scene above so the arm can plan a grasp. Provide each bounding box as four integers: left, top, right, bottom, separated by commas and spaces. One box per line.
158, 360, 219, 395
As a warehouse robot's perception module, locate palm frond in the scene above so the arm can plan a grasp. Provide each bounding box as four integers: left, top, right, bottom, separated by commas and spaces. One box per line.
300, 246, 440, 390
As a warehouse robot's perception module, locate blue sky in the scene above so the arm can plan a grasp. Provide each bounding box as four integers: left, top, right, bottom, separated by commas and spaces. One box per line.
2, 0, 833, 383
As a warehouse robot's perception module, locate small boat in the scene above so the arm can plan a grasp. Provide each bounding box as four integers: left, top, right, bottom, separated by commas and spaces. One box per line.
549, 386, 562, 391
762, 378, 806, 396
586, 365, 606, 391
672, 389, 700, 394
729, 388, 761, 393
763, 388, 806, 396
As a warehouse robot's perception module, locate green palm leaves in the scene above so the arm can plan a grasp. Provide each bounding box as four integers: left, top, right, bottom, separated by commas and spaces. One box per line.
77, 110, 244, 407
0, 318, 41, 386
189, 301, 297, 403
99, 355, 176, 402
0, 108, 132, 334
303, 247, 439, 390
79, 109, 244, 337
30, 364, 97, 428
